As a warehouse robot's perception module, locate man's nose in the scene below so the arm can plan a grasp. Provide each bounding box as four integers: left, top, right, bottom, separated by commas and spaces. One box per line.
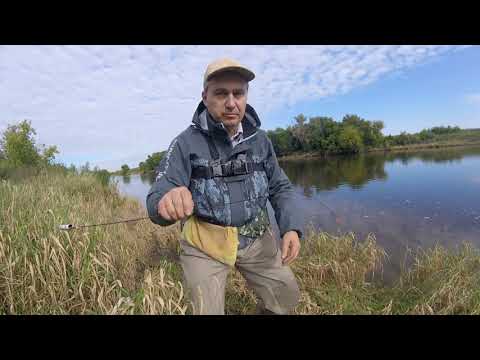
225, 94, 235, 109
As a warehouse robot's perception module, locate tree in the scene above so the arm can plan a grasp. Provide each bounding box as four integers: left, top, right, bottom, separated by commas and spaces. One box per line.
342, 115, 384, 148
40, 144, 59, 165
121, 164, 130, 176
291, 114, 309, 151
338, 126, 363, 153
138, 151, 166, 174
307, 117, 336, 152
0, 120, 58, 167
267, 128, 294, 156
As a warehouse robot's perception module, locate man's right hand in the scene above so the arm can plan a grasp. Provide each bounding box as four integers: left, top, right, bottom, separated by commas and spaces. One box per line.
157, 186, 194, 222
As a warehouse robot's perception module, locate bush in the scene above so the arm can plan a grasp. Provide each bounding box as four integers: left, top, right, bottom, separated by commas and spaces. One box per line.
0, 120, 58, 167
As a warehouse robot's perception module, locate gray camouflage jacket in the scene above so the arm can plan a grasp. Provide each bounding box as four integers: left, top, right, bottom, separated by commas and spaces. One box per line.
146, 101, 304, 239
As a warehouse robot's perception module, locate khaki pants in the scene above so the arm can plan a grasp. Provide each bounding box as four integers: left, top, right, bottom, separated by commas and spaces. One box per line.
179, 228, 300, 315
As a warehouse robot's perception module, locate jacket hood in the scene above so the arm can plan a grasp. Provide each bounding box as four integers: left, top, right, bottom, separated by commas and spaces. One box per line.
191, 101, 261, 138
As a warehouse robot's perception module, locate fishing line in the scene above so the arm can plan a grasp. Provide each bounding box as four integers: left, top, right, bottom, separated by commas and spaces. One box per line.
59, 196, 340, 230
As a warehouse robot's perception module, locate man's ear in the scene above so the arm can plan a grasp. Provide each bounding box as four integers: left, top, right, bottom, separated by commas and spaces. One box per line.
202, 90, 207, 106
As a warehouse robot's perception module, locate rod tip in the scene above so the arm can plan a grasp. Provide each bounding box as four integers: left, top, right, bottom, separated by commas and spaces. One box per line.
59, 224, 74, 230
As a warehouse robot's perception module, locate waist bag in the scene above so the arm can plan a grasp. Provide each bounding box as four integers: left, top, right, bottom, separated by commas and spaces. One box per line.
182, 216, 239, 267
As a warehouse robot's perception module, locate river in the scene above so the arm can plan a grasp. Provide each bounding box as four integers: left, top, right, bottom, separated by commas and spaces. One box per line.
112, 146, 480, 283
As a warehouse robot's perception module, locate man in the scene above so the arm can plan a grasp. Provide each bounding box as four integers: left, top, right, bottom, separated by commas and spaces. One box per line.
146, 58, 303, 315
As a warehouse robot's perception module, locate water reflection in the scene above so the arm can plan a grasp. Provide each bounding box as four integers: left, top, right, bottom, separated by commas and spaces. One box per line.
280, 147, 480, 196
140, 172, 155, 185
281, 154, 388, 196
385, 149, 466, 165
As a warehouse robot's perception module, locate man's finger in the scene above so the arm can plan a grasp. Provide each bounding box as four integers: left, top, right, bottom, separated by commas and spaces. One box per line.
171, 191, 185, 219
181, 189, 194, 216
284, 247, 294, 264
158, 201, 172, 221
290, 241, 301, 262
290, 244, 300, 263
283, 244, 293, 264
284, 240, 300, 265
281, 237, 290, 260
164, 195, 178, 220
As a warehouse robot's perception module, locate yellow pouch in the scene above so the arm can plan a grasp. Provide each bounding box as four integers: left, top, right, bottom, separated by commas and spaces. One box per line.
181, 216, 239, 267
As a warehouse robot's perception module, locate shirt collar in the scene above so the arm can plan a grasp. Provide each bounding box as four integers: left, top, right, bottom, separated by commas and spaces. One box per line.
231, 122, 243, 141
219, 122, 243, 141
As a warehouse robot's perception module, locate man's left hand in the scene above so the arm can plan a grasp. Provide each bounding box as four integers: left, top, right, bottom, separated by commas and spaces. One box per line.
281, 231, 301, 265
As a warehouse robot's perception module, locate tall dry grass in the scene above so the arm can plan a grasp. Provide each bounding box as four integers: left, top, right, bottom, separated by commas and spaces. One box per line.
2, 169, 480, 314
0, 170, 188, 314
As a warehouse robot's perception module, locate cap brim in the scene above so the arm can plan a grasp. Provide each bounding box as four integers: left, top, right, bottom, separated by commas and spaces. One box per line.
206, 66, 255, 82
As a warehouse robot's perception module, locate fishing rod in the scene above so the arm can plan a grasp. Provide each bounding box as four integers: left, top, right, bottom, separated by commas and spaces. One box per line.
58, 197, 341, 230
59, 216, 151, 230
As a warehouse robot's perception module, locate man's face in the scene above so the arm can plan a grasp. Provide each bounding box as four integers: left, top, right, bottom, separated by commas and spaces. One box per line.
202, 72, 248, 131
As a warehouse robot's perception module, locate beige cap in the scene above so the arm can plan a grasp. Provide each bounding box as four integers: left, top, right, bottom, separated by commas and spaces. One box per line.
203, 58, 255, 88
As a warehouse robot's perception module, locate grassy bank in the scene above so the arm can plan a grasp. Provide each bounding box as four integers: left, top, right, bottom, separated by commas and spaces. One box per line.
1, 169, 480, 314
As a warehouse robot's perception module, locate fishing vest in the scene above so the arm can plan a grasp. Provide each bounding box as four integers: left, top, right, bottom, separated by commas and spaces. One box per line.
188, 130, 270, 238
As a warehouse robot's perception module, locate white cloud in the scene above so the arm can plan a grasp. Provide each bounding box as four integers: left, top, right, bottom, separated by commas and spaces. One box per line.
0, 45, 469, 170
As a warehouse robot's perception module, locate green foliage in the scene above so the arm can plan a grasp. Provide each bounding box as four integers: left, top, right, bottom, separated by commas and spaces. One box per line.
342, 115, 384, 148
267, 115, 467, 157
138, 151, 165, 174
266, 128, 295, 156
267, 114, 381, 156
386, 126, 463, 147
0, 120, 111, 188
0, 120, 59, 167
120, 164, 130, 176
338, 126, 363, 153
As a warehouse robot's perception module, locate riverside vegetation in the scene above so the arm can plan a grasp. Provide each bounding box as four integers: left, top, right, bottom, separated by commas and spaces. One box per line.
2, 120, 480, 315
116, 113, 480, 175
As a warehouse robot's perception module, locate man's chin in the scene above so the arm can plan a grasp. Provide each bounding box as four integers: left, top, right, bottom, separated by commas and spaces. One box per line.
221, 118, 240, 127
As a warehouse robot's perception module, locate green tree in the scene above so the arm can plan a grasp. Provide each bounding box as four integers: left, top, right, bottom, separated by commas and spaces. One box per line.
342, 115, 384, 148
291, 114, 309, 151
120, 164, 130, 176
338, 126, 363, 153
138, 151, 166, 174
267, 128, 294, 156
40, 144, 59, 165
307, 117, 337, 152
0, 120, 58, 167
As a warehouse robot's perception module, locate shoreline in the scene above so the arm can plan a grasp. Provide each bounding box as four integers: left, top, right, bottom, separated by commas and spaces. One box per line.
278, 141, 480, 161
3, 169, 480, 314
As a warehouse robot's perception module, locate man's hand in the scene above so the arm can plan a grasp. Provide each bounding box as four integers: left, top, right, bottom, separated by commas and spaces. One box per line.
157, 186, 194, 222
281, 230, 301, 265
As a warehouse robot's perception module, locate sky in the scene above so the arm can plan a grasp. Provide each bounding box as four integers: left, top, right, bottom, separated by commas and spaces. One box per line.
1, 45, 478, 171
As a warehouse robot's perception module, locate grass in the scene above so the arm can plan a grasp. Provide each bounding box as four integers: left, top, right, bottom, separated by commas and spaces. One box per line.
2, 168, 480, 314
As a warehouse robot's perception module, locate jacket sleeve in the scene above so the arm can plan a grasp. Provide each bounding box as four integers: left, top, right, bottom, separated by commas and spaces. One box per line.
264, 136, 304, 239
146, 136, 191, 226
